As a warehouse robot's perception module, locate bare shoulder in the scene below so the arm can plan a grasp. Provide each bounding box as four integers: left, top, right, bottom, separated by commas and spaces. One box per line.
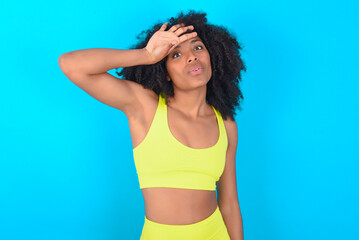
222, 116, 238, 147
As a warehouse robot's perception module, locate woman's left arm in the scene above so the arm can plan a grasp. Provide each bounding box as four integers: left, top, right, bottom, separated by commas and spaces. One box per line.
217, 119, 244, 240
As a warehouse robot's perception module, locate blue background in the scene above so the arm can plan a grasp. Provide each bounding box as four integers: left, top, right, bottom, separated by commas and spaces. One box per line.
1, 0, 358, 239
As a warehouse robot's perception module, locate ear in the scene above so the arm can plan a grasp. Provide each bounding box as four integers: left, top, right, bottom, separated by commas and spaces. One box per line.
166, 74, 171, 82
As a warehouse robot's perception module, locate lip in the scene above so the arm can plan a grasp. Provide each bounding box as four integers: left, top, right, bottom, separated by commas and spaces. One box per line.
188, 65, 203, 75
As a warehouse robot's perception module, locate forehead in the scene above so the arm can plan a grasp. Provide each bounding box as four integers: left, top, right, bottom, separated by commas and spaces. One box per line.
175, 36, 203, 48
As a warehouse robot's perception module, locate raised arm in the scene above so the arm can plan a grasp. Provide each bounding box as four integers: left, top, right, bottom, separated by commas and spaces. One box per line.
58, 48, 155, 117
57, 22, 197, 117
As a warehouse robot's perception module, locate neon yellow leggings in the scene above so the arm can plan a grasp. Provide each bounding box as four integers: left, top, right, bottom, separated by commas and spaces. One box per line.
140, 206, 230, 240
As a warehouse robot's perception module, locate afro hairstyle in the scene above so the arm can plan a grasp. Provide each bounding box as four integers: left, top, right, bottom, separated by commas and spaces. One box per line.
116, 10, 246, 120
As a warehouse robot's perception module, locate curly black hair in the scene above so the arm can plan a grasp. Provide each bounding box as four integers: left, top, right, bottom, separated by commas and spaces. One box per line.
116, 10, 246, 120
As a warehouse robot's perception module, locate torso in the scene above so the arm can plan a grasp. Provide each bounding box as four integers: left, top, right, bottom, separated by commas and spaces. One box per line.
126, 90, 230, 225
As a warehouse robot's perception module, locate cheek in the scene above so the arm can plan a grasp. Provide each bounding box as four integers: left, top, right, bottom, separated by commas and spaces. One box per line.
166, 66, 175, 78
206, 52, 211, 62
205, 53, 212, 70
167, 62, 183, 76
165, 62, 174, 76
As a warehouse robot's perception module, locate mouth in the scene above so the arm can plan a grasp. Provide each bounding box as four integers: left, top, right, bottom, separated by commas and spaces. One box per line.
189, 65, 203, 75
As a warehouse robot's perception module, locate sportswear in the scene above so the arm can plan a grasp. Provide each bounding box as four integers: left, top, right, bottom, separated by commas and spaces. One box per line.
133, 92, 228, 191
140, 205, 230, 239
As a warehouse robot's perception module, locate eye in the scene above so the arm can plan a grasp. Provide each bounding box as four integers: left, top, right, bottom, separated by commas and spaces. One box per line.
172, 52, 181, 58
172, 45, 203, 59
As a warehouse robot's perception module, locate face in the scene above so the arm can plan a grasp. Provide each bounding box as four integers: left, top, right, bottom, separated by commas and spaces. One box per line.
165, 36, 212, 91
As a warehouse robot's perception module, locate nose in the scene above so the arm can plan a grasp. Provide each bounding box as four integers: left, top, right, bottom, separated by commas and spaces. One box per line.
187, 52, 198, 63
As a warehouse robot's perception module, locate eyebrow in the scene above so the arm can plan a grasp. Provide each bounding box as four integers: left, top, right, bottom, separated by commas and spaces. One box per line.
174, 39, 202, 49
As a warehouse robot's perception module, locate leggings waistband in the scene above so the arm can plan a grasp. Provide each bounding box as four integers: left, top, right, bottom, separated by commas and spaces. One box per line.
140, 206, 230, 239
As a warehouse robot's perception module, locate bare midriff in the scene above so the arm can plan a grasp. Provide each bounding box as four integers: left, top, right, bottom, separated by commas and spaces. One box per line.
141, 187, 218, 225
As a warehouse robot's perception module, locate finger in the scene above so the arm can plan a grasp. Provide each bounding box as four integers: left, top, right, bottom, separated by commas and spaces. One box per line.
168, 44, 176, 53
155, 31, 179, 44
160, 22, 168, 31
168, 23, 182, 32
178, 31, 198, 43
168, 40, 180, 52
173, 25, 194, 36
162, 35, 179, 46
168, 23, 185, 32
153, 32, 179, 46
168, 36, 180, 47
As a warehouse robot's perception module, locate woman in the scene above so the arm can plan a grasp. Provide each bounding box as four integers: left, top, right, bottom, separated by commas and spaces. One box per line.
58, 10, 246, 240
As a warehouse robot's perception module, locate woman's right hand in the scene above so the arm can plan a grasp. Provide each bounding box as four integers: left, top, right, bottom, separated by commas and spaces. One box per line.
144, 23, 197, 64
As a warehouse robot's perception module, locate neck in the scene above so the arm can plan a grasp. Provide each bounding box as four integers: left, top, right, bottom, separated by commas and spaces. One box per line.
166, 86, 209, 120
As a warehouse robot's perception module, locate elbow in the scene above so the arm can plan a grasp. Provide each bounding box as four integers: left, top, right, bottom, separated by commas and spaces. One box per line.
58, 54, 68, 73
58, 53, 75, 75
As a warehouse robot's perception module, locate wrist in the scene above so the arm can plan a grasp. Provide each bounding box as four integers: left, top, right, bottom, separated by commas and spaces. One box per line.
140, 48, 155, 65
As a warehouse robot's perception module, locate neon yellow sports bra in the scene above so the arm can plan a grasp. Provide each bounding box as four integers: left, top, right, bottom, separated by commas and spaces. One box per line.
133, 92, 228, 191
